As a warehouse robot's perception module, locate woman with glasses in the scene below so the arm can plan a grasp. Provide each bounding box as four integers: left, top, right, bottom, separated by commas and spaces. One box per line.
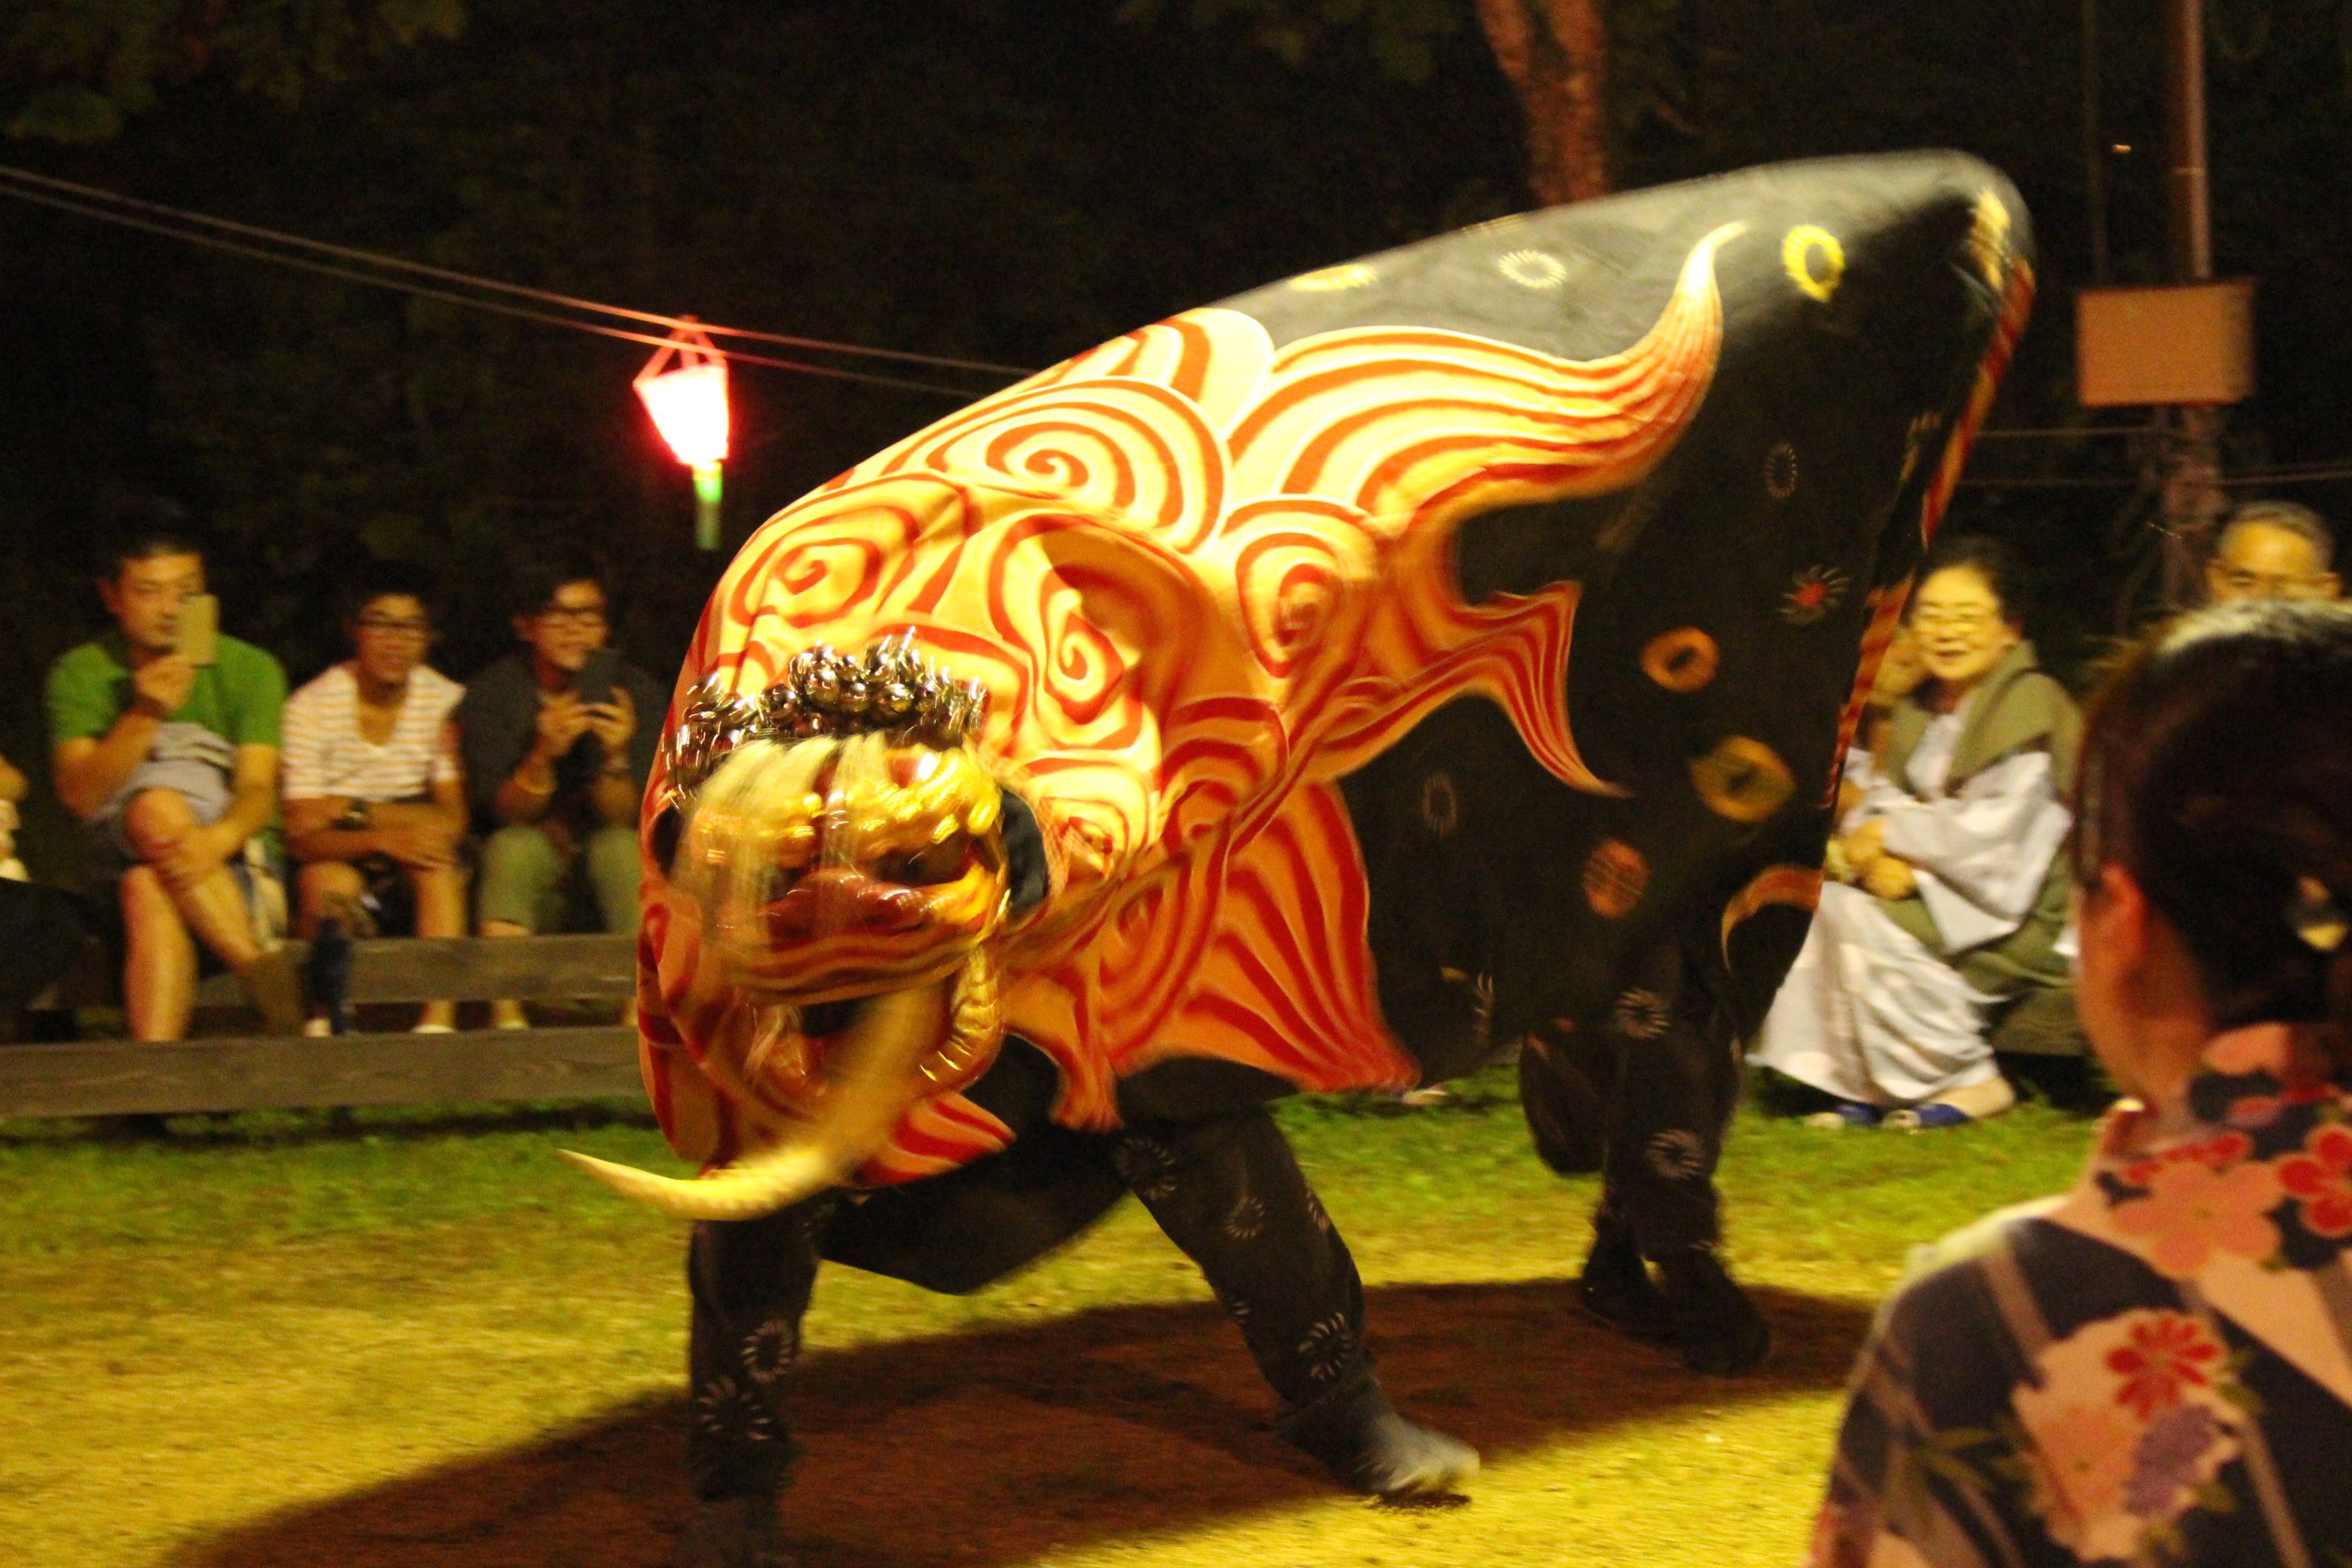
453, 546, 664, 1028
1752, 534, 2079, 1127
1808, 600, 2352, 1566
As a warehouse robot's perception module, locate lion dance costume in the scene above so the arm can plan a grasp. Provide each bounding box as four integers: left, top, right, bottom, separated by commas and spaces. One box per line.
565, 153, 2036, 1554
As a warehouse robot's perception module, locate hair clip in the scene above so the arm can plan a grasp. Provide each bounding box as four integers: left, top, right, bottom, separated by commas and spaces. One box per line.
2291, 875, 2349, 955
664, 634, 990, 801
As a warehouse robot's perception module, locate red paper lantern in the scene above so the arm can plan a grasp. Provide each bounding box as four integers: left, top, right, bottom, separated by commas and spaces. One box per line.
636, 323, 730, 548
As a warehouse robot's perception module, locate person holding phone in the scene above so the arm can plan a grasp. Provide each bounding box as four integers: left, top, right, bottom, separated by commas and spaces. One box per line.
44, 519, 298, 1041
455, 546, 663, 1028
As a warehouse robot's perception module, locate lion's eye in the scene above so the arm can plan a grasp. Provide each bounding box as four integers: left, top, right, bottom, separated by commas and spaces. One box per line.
882, 834, 970, 887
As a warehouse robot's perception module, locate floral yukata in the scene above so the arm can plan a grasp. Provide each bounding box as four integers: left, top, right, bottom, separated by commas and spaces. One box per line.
1813, 1022, 2352, 1567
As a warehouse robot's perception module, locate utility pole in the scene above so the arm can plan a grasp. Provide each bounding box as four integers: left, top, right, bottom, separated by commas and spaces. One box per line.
2157, 0, 2225, 606
2084, 0, 2110, 284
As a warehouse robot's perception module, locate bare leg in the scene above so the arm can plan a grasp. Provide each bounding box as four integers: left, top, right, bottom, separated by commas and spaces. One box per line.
119, 864, 197, 1043
122, 789, 301, 1035
122, 789, 264, 970
408, 863, 466, 1029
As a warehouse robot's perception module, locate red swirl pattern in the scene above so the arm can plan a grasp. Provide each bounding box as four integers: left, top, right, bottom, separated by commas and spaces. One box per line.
642, 229, 1758, 1178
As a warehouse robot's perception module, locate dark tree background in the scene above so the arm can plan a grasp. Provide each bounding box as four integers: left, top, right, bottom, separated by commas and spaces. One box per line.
5, 0, 2351, 874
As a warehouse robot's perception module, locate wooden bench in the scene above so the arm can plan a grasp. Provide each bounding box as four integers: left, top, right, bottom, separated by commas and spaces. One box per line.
2, 934, 642, 1119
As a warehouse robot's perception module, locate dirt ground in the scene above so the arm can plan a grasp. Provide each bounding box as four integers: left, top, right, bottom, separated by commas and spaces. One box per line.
155, 1278, 1869, 1568
0, 1086, 2089, 1567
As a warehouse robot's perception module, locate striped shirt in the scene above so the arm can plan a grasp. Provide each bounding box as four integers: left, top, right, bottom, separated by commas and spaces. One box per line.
281, 663, 463, 803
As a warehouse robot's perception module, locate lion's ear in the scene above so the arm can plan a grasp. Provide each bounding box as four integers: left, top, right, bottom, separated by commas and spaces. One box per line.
999, 789, 1051, 916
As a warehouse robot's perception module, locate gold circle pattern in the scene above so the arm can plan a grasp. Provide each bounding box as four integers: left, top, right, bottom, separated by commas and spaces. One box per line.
1582, 839, 1650, 918
1688, 736, 1797, 824
1642, 627, 1720, 693
1782, 225, 1845, 303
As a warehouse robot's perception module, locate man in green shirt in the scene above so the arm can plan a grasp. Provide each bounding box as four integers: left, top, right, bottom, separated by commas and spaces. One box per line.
46, 527, 299, 1041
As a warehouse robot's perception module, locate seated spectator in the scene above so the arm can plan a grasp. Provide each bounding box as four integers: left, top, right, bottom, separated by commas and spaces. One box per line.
45, 524, 299, 1039
0, 751, 89, 1022
455, 547, 662, 1029
2206, 499, 2340, 604
280, 560, 468, 1033
0, 750, 26, 881
1808, 599, 2352, 1567
1752, 535, 2079, 1128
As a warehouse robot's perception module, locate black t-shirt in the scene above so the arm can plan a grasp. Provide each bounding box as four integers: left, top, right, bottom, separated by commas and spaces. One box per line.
454, 649, 667, 838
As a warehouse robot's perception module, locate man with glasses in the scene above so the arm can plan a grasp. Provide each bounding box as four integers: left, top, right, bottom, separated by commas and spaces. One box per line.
280, 560, 469, 1032
2205, 500, 2340, 604
455, 548, 664, 1028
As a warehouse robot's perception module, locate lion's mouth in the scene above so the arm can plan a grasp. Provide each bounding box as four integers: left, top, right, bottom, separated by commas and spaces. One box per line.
798, 998, 859, 1038
563, 976, 964, 1220
572, 728, 1013, 1220
562, 945, 1007, 1222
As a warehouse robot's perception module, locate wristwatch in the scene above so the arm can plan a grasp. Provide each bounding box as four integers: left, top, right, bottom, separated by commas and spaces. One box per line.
334, 800, 374, 831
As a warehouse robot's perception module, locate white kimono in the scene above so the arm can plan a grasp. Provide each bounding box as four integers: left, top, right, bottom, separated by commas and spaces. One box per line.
1749, 707, 2071, 1107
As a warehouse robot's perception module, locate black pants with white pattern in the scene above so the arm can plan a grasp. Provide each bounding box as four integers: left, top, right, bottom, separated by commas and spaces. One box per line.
1519, 936, 1741, 1260
684, 1104, 1375, 1501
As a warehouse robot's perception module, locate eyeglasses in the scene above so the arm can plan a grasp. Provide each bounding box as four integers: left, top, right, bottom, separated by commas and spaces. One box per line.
1910, 610, 2001, 634
356, 616, 433, 637
537, 607, 608, 629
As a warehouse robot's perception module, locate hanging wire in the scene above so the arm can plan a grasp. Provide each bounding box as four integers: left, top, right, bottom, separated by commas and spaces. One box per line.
0, 163, 1038, 397
16, 161, 2352, 475
1962, 463, 2352, 489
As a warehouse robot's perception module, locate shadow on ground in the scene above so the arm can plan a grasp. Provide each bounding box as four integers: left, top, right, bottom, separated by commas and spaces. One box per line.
170, 1279, 1869, 1568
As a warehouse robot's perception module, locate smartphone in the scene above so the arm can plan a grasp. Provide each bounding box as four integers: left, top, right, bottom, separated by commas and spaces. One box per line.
176, 593, 219, 666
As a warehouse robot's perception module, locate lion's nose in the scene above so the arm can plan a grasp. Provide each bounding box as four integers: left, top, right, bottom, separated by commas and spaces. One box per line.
764, 867, 930, 941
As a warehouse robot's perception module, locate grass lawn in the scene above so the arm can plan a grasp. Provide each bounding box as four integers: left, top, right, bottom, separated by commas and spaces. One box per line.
0, 1071, 2093, 1568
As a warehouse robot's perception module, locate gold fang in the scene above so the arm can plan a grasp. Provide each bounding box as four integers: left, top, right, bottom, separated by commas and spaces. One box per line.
1782, 225, 1844, 303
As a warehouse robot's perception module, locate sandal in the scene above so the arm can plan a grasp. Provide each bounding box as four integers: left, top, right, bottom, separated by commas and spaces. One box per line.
1801, 1099, 1884, 1129
1885, 1075, 2018, 1130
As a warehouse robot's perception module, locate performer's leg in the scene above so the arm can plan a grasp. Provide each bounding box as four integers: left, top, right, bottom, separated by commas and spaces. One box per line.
1587, 948, 1767, 1373
1117, 1109, 1478, 1495
675, 1197, 834, 1568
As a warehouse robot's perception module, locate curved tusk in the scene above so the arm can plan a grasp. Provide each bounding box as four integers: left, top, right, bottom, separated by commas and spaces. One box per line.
560, 983, 943, 1221
557, 1141, 840, 1222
